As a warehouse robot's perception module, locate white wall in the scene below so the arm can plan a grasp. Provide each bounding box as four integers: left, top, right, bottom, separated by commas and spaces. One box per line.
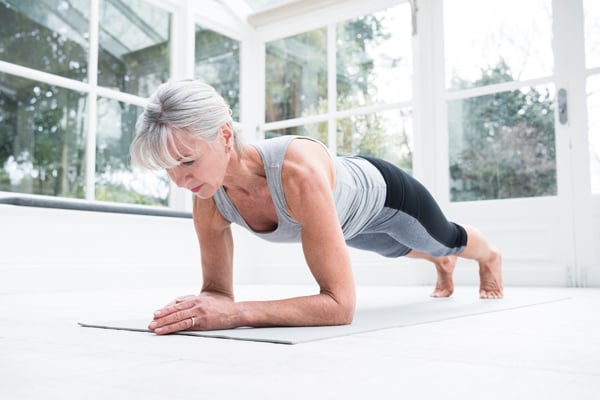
590, 201, 600, 286
0, 204, 198, 293
0, 202, 550, 295
2, 197, 598, 294
0, 203, 433, 293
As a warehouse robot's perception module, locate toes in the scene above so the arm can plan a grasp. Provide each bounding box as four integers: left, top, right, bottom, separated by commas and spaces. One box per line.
480, 290, 503, 299
431, 288, 453, 298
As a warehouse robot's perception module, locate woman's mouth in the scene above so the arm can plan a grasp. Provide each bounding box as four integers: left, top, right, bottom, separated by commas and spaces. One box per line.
190, 185, 202, 193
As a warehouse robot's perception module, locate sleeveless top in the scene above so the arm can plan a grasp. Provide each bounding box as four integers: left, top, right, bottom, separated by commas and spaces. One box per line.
213, 135, 386, 243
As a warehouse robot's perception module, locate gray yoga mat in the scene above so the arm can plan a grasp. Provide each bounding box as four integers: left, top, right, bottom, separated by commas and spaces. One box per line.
79, 293, 569, 344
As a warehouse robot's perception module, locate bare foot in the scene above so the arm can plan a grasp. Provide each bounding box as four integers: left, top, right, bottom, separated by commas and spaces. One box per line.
431, 255, 457, 298
478, 249, 503, 299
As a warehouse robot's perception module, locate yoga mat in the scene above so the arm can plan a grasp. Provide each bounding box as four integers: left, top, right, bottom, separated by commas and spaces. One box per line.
79, 293, 570, 344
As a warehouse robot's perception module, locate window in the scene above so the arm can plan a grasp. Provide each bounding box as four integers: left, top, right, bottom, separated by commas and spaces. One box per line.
0, 0, 172, 206
98, 0, 171, 97
584, 0, 600, 70
268, 122, 328, 143
0, 0, 90, 81
0, 73, 87, 198
265, 28, 328, 124
95, 98, 168, 205
444, 0, 556, 201
337, 108, 413, 171
337, 9, 412, 108
195, 25, 241, 121
263, 3, 412, 170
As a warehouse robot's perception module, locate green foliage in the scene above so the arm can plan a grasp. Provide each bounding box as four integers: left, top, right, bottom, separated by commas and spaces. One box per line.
195, 27, 240, 120
449, 60, 557, 201
264, 12, 412, 169
0, 2, 88, 81
0, 2, 168, 204
336, 15, 390, 105
95, 183, 167, 206
265, 28, 328, 123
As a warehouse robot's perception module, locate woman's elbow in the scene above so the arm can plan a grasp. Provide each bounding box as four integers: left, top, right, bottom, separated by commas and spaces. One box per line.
333, 295, 356, 325
321, 287, 356, 325
338, 304, 355, 325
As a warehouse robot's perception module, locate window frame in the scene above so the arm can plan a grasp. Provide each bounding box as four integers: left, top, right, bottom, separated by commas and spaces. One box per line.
0, 0, 179, 206
257, 0, 414, 156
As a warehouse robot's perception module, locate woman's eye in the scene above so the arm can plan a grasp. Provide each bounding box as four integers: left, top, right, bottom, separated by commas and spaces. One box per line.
181, 160, 195, 166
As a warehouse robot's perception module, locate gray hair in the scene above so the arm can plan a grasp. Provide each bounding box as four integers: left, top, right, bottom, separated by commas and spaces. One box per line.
130, 79, 243, 170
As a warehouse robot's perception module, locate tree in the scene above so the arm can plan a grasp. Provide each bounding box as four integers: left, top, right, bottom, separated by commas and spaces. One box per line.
265, 28, 328, 125
1, 1, 170, 205
449, 59, 556, 201
195, 27, 240, 121
264, 10, 413, 171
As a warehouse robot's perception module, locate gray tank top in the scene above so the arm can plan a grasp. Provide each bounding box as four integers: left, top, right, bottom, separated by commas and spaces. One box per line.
213, 135, 386, 242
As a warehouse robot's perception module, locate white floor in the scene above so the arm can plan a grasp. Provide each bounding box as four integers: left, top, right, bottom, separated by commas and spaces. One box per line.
1, 285, 599, 400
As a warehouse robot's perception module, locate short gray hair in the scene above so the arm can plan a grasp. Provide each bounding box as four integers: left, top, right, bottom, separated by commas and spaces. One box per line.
130, 79, 243, 170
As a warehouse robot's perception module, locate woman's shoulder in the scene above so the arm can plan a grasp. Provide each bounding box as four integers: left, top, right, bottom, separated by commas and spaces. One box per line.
283, 138, 335, 187
193, 195, 230, 231
253, 135, 325, 150
248, 135, 324, 167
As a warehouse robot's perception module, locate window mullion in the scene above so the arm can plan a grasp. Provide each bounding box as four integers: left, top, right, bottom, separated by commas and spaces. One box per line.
85, 0, 100, 201
327, 22, 337, 152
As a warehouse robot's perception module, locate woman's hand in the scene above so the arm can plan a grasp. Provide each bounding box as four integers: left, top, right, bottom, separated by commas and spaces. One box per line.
148, 294, 237, 335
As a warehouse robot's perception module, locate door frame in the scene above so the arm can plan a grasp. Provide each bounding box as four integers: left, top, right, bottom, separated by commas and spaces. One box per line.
414, 0, 595, 287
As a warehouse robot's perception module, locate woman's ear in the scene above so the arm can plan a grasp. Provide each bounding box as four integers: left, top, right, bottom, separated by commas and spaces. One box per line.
220, 122, 234, 149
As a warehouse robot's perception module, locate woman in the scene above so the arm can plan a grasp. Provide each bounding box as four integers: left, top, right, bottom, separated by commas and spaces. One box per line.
131, 79, 503, 335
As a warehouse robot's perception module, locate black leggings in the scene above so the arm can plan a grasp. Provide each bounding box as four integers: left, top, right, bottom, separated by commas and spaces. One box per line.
345, 157, 467, 258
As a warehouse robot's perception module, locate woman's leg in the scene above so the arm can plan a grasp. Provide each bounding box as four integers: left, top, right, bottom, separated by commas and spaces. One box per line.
406, 250, 458, 297
407, 225, 503, 299
359, 156, 503, 299
458, 224, 503, 298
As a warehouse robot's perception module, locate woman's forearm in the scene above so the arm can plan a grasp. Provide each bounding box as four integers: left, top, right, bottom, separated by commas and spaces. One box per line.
235, 291, 355, 328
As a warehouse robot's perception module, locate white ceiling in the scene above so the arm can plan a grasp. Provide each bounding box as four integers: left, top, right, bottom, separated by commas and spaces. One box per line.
216, 0, 293, 25
217, 0, 347, 27
243, 0, 290, 11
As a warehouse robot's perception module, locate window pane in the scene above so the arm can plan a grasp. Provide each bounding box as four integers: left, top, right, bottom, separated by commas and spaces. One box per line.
337, 108, 413, 172
444, 0, 553, 90
265, 28, 327, 122
337, 3, 412, 109
98, 0, 171, 97
587, 74, 600, 194
0, 73, 87, 198
448, 85, 556, 201
195, 26, 240, 121
265, 122, 328, 143
95, 97, 169, 206
0, 0, 89, 81
584, 0, 600, 69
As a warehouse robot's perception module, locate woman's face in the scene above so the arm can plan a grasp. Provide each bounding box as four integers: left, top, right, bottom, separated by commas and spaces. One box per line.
165, 127, 231, 199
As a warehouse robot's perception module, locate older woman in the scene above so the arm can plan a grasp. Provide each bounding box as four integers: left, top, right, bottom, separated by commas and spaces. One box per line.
131, 79, 503, 335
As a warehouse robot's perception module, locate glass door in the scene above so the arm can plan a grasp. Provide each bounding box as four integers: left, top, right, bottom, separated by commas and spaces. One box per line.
438, 0, 594, 286
583, 0, 600, 284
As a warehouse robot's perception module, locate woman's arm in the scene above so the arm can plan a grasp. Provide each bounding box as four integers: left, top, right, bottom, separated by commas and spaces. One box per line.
149, 139, 356, 333
235, 139, 356, 327
148, 196, 239, 334
193, 196, 236, 300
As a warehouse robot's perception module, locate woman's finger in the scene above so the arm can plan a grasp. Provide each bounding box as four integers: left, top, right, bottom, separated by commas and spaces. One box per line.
163, 294, 195, 308
153, 316, 195, 335
149, 307, 193, 330
154, 297, 195, 319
